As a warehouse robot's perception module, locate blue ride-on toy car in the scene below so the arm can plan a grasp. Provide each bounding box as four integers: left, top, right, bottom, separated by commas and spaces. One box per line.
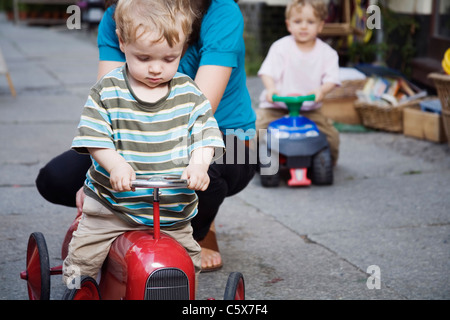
258, 94, 333, 187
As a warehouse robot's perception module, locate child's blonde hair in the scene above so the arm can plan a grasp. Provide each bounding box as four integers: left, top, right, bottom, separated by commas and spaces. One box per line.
115, 0, 196, 47
285, 0, 328, 21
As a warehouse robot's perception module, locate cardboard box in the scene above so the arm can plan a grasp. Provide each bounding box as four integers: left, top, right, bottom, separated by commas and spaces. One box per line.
322, 97, 362, 125
321, 79, 367, 125
403, 105, 447, 143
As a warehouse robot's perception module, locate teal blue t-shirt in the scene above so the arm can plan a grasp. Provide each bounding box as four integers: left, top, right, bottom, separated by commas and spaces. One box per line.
97, 0, 256, 138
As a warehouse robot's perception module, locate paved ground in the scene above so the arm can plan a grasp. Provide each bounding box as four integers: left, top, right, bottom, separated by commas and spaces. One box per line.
1, 15, 449, 301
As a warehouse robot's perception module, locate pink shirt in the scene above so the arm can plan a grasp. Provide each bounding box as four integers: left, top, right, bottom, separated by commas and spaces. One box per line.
258, 35, 340, 111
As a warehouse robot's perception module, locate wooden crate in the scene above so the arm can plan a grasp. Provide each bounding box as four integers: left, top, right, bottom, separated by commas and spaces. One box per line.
428, 73, 450, 146
403, 105, 447, 143
322, 79, 367, 125
322, 97, 362, 125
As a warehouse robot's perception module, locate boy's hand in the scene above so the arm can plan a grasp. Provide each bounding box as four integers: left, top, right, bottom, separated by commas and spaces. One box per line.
261, 75, 277, 103
312, 88, 325, 103
311, 83, 337, 103
109, 162, 136, 192
181, 163, 210, 191
181, 147, 214, 191
266, 88, 278, 103
88, 148, 136, 192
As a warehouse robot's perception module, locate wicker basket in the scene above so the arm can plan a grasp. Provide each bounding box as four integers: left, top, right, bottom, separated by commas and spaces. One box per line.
428, 73, 450, 145
325, 79, 367, 99
354, 99, 422, 132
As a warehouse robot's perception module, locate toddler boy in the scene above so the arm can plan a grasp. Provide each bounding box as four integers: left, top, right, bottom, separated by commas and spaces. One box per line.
63, 0, 225, 285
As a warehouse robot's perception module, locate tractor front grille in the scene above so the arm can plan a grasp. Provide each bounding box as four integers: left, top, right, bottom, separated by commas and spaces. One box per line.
145, 268, 189, 300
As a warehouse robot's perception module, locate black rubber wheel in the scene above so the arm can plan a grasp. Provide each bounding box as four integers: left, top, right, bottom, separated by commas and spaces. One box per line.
224, 272, 245, 300
62, 275, 101, 300
311, 147, 333, 185
258, 140, 280, 188
260, 172, 280, 187
25, 232, 50, 300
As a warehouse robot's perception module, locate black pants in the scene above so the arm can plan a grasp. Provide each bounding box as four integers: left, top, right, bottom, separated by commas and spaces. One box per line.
35, 136, 256, 241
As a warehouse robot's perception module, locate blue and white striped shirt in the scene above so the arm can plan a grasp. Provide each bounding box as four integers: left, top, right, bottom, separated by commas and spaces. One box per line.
72, 65, 225, 227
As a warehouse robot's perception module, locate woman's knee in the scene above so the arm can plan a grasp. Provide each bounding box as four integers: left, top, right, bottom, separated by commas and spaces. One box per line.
35, 150, 90, 207
36, 164, 71, 205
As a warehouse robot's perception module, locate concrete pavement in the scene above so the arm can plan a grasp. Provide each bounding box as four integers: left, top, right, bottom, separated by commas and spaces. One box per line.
1, 13, 449, 300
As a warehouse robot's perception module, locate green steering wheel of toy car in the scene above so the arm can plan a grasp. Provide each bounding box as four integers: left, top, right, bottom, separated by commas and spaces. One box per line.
272, 94, 316, 117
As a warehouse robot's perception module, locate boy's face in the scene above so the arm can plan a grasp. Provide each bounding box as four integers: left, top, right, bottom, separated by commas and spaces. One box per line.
286, 4, 324, 46
118, 29, 185, 90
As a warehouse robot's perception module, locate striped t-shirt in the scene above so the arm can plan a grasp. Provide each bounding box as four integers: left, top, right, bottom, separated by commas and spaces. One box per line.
72, 65, 225, 227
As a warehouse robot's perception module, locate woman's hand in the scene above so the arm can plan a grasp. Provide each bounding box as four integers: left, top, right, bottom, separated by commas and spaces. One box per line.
75, 187, 86, 217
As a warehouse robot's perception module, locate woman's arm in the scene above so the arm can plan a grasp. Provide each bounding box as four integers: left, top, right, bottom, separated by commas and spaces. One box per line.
97, 60, 125, 80
194, 65, 232, 114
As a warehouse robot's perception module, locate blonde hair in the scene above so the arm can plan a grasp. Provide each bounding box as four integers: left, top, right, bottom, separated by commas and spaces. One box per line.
285, 0, 328, 21
115, 0, 196, 47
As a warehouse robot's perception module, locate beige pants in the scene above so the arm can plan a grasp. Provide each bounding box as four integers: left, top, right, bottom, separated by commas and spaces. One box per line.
256, 107, 340, 164
62, 196, 201, 285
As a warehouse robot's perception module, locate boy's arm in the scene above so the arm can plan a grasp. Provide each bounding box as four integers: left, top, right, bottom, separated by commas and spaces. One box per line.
88, 148, 135, 192
260, 74, 278, 103
313, 82, 338, 103
181, 147, 214, 191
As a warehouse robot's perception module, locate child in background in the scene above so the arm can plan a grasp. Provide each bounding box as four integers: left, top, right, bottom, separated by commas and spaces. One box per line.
63, 0, 225, 286
256, 0, 341, 165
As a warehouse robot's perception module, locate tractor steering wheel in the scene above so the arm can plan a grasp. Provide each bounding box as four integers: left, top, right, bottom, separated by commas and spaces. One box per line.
131, 175, 188, 189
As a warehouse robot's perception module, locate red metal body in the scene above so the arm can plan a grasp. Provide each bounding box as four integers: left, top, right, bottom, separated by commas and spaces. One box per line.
60, 192, 195, 300
20, 177, 239, 301
99, 230, 195, 300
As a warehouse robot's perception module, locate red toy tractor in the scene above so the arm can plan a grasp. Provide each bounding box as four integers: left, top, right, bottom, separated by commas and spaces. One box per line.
20, 175, 245, 300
